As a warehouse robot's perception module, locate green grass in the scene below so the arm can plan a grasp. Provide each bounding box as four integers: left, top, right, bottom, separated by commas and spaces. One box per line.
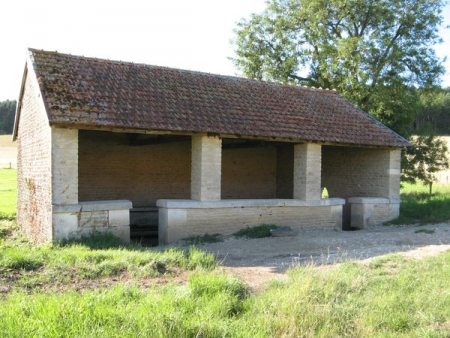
2, 168, 450, 336
1, 242, 450, 337
182, 233, 224, 245
233, 224, 279, 239
0, 168, 16, 218
392, 182, 450, 224
0, 226, 217, 290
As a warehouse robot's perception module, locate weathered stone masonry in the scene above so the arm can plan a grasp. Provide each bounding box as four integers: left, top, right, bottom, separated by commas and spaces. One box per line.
15, 49, 409, 244
322, 146, 401, 228
16, 73, 52, 243
158, 140, 346, 244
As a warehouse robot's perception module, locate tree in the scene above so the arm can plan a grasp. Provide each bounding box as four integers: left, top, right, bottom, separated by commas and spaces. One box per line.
232, 0, 446, 136
0, 100, 16, 134
402, 135, 449, 194
414, 87, 450, 135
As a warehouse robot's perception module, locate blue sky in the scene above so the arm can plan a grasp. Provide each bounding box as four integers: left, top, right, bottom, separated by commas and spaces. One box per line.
1, 0, 449, 102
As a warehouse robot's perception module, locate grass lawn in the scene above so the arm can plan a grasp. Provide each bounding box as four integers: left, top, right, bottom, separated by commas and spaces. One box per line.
1, 224, 450, 337
0, 168, 16, 217
393, 182, 450, 224
1, 169, 450, 336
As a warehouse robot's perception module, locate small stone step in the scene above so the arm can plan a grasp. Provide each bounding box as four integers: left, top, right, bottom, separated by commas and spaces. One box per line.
270, 226, 297, 237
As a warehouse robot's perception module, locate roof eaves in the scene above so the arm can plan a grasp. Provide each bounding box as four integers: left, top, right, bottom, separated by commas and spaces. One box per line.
343, 97, 412, 148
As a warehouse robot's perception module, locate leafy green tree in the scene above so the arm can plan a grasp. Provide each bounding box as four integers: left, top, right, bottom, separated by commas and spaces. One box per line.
232, 0, 446, 136
0, 100, 16, 134
415, 87, 450, 135
402, 135, 449, 194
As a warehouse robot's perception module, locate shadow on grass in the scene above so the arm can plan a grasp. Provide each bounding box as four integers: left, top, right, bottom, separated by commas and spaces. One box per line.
392, 192, 450, 224
57, 232, 145, 250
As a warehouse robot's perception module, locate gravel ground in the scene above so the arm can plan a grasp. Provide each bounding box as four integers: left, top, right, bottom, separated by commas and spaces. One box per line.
194, 223, 450, 288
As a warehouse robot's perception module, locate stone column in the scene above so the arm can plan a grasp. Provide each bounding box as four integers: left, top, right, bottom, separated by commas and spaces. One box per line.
51, 127, 79, 241
191, 135, 222, 201
387, 149, 401, 199
293, 143, 322, 200
51, 127, 78, 204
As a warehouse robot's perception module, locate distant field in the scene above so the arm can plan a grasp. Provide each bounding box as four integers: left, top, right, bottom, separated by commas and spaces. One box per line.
0, 169, 16, 215
0, 135, 17, 169
0, 135, 15, 147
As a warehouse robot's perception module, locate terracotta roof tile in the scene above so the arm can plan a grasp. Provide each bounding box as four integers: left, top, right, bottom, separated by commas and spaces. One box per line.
28, 48, 410, 147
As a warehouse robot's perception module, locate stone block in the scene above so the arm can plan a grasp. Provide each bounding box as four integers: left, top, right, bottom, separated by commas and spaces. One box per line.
52, 212, 78, 241
109, 209, 130, 227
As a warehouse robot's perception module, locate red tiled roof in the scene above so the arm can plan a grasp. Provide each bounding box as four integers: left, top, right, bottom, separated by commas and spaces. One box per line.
26, 48, 409, 147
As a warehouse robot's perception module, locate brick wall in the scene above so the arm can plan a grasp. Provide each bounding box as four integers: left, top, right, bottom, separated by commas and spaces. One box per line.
79, 131, 191, 207
322, 146, 397, 199
16, 74, 53, 242
276, 144, 294, 198
222, 146, 277, 199
80, 133, 286, 205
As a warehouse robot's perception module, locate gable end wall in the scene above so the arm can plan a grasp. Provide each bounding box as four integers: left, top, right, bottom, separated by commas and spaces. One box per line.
16, 74, 53, 242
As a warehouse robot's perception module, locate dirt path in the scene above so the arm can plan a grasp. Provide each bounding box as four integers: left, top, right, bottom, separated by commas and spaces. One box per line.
196, 223, 450, 288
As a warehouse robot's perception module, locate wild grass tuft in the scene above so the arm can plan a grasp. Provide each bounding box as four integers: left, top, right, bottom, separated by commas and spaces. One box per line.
0, 228, 218, 290
58, 231, 137, 249
182, 233, 224, 246
233, 224, 279, 239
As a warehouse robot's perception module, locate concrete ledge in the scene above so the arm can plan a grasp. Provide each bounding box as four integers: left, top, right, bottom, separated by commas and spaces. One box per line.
52, 200, 132, 243
348, 197, 390, 204
53, 204, 82, 213
349, 196, 400, 229
53, 200, 133, 213
80, 200, 133, 211
156, 198, 345, 209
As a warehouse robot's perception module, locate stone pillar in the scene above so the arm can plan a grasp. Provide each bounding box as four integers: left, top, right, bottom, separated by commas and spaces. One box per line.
293, 143, 322, 200
51, 128, 78, 204
388, 149, 401, 199
191, 135, 222, 201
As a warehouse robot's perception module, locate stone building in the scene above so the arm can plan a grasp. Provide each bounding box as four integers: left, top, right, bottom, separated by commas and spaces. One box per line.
13, 49, 410, 244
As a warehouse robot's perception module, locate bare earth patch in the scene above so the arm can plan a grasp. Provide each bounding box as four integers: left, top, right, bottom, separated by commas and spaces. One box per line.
196, 223, 450, 288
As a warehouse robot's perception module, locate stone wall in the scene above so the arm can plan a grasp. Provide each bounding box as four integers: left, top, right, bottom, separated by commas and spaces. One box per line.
349, 197, 400, 228
157, 199, 345, 243
52, 200, 131, 242
16, 73, 53, 242
79, 131, 192, 207
79, 132, 290, 205
322, 146, 401, 227
222, 146, 277, 199
322, 146, 400, 199
276, 144, 294, 199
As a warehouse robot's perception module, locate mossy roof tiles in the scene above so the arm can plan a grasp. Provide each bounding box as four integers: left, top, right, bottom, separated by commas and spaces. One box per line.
27, 48, 410, 147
